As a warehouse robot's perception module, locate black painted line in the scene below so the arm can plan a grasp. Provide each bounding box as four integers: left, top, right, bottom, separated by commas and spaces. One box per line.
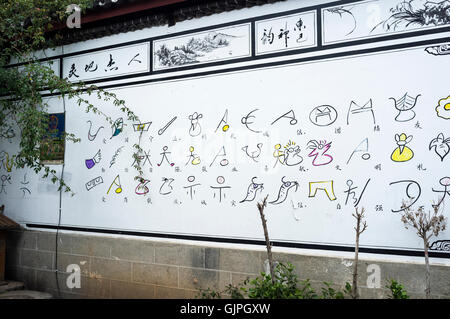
43, 25, 450, 87
38, 35, 450, 98
251, 21, 256, 57
317, 7, 323, 47
25, 223, 450, 258
7, 0, 448, 73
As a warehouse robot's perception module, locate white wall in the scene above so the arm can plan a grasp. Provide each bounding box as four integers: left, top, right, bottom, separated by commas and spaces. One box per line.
1, 0, 450, 262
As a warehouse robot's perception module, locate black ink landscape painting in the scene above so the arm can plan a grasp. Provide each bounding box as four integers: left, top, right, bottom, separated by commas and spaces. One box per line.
153, 24, 251, 71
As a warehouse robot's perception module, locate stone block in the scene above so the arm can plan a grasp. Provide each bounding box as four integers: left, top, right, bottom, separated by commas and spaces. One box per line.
216, 248, 263, 274
110, 280, 155, 299
178, 267, 231, 291
90, 257, 132, 281
154, 285, 189, 299
37, 232, 72, 253
20, 249, 54, 270
110, 238, 154, 263
71, 235, 111, 258
132, 262, 178, 287
82, 276, 111, 298
35, 269, 60, 293
155, 242, 204, 268
205, 248, 220, 270
430, 266, 450, 296
6, 230, 36, 250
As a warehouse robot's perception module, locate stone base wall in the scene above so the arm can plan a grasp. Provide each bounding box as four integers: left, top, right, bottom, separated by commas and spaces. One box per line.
4, 229, 450, 299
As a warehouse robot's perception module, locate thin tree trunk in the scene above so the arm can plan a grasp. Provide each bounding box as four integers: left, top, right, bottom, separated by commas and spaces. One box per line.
424, 239, 431, 299
352, 217, 360, 299
257, 195, 275, 285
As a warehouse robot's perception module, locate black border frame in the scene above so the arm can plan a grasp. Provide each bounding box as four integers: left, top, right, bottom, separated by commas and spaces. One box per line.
7, 0, 450, 88
5, 0, 450, 259
26, 223, 450, 258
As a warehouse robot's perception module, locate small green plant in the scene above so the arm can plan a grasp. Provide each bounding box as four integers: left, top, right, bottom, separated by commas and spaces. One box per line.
224, 281, 249, 299
247, 262, 302, 299
197, 262, 352, 299
386, 279, 409, 299
320, 282, 345, 299
196, 287, 222, 299
297, 279, 318, 299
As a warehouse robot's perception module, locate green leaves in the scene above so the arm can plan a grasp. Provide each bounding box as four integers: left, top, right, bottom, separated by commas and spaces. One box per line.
0, 1, 143, 194
198, 262, 352, 299
386, 279, 409, 299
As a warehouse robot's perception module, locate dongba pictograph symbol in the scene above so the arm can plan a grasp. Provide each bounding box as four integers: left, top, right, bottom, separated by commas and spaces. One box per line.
271, 109, 298, 126
390, 93, 420, 122
240, 177, 264, 203
135, 179, 150, 195
188, 112, 203, 137
132, 121, 152, 132
215, 109, 230, 133
272, 140, 303, 168
0, 174, 11, 194
242, 143, 263, 163
308, 181, 337, 201
85, 149, 101, 169
186, 146, 201, 166
344, 179, 371, 207
429, 133, 450, 161
87, 120, 104, 141
159, 177, 174, 195
241, 109, 262, 133
158, 116, 177, 135
309, 105, 338, 126
157, 146, 175, 167
86, 176, 104, 191
389, 180, 421, 213
391, 133, 414, 162
269, 176, 299, 205
107, 175, 122, 194
184, 176, 201, 200
347, 99, 375, 125
347, 138, 370, 164
432, 177, 450, 208
210, 176, 231, 203
111, 118, 124, 139
435, 96, 450, 119
307, 139, 333, 166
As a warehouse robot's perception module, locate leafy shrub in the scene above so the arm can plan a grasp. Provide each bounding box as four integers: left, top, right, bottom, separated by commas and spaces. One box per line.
386, 279, 409, 299
197, 262, 351, 299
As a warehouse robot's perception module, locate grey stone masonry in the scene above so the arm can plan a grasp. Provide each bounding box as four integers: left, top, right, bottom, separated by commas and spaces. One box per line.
4, 229, 450, 299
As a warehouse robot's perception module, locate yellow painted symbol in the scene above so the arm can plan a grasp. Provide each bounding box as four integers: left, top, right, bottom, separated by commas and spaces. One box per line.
107, 175, 122, 194
391, 133, 414, 162
308, 181, 336, 201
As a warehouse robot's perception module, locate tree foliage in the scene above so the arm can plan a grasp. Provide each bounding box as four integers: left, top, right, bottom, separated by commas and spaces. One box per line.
0, 0, 143, 194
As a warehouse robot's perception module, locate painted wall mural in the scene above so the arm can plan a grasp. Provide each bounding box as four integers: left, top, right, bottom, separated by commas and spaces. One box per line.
1, 0, 450, 257
255, 11, 317, 55
322, 0, 450, 44
62, 43, 150, 82
152, 24, 251, 70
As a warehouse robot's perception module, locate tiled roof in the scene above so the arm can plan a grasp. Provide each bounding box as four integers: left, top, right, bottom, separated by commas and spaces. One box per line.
52, 0, 283, 45
0, 206, 20, 230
